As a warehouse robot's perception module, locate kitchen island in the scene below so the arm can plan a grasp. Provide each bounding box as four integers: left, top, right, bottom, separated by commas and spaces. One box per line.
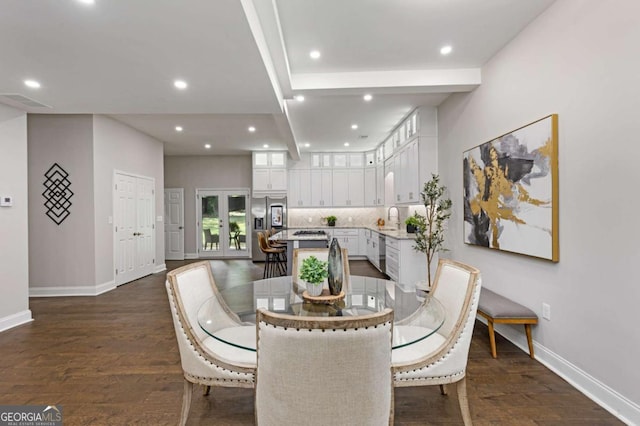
269, 229, 331, 275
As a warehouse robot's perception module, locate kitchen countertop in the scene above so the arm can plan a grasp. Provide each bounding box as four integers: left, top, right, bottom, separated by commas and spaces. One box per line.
269, 229, 331, 242
280, 226, 418, 240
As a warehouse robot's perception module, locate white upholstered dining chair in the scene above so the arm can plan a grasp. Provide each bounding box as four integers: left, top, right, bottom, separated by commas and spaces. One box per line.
255, 308, 395, 425
165, 261, 256, 426
391, 259, 482, 426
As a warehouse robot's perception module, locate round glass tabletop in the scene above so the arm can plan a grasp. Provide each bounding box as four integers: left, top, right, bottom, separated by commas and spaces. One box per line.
197, 275, 445, 351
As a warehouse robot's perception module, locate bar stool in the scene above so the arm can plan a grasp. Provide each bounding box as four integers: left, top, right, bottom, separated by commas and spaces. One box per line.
257, 231, 286, 278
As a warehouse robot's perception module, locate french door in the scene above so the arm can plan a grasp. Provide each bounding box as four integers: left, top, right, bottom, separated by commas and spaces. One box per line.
197, 189, 250, 258
114, 172, 155, 285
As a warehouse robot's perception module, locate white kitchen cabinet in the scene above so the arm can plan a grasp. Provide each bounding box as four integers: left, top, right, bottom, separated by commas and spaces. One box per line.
311, 153, 332, 168
253, 151, 286, 168
385, 236, 427, 285
332, 228, 361, 256
332, 152, 364, 168
376, 164, 385, 206
253, 168, 287, 195
253, 151, 287, 196
364, 167, 377, 206
332, 169, 364, 206
310, 169, 333, 207
365, 229, 380, 270
288, 169, 311, 207
392, 138, 421, 204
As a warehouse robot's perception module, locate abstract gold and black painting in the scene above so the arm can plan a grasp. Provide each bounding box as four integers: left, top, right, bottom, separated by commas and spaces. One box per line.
463, 114, 558, 262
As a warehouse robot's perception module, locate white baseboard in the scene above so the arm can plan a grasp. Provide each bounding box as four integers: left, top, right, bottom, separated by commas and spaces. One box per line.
185, 252, 199, 259
476, 316, 640, 425
154, 263, 167, 273
0, 309, 33, 332
30, 280, 116, 297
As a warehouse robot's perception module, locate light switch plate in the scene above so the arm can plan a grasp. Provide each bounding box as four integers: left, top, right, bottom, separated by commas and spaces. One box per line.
0, 196, 13, 207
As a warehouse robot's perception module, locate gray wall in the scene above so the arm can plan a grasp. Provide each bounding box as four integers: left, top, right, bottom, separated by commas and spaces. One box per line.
164, 155, 251, 255
438, 0, 640, 420
27, 114, 164, 293
93, 115, 165, 284
28, 115, 96, 289
0, 104, 30, 329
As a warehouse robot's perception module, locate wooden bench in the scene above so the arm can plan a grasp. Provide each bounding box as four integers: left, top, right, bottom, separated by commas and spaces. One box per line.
477, 288, 538, 359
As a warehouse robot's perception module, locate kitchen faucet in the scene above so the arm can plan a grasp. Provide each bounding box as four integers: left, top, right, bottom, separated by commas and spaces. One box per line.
387, 206, 400, 230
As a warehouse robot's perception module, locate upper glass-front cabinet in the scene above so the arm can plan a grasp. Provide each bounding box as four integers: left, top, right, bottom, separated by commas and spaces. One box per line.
253, 151, 287, 168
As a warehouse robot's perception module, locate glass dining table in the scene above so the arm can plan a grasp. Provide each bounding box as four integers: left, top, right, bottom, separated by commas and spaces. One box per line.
197, 275, 445, 352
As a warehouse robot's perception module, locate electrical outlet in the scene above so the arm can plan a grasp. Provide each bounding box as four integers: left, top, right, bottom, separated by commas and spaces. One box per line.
308, 217, 312, 223
542, 303, 551, 321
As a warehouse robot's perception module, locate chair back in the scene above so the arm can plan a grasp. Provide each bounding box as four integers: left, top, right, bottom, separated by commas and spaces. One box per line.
165, 261, 255, 376
255, 308, 394, 425
426, 259, 482, 373
291, 247, 351, 289
257, 231, 271, 253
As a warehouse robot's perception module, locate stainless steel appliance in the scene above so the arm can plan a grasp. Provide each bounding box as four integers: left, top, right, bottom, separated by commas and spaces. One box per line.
251, 196, 287, 261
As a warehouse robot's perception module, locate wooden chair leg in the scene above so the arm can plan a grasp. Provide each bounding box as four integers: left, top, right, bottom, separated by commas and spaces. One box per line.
456, 377, 473, 426
487, 320, 497, 358
525, 324, 535, 359
180, 380, 193, 426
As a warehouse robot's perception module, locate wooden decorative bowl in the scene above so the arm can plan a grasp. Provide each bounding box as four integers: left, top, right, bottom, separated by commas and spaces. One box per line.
302, 289, 345, 304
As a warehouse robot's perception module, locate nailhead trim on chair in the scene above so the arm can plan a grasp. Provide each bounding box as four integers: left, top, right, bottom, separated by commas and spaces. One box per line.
394, 282, 480, 382
168, 286, 255, 385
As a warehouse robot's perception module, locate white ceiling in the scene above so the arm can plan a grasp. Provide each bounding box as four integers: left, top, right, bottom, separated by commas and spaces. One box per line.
0, 0, 555, 158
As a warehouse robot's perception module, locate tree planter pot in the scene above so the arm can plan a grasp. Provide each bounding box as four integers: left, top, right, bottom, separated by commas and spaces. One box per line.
406, 224, 417, 233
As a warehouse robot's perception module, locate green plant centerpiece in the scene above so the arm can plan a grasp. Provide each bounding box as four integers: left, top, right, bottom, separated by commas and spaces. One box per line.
324, 215, 337, 227
299, 255, 328, 296
404, 215, 420, 233
411, 174, 452, 288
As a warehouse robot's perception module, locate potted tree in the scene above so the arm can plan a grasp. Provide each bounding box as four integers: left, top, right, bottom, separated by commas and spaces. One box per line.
299, 255, 328, 296
412, 174, 452, 288
324, 215, 337, 227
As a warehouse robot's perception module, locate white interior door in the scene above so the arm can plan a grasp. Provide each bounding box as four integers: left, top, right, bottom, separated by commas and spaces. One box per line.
197, 189, 250, 258
164, 188, 184, 260
115, 172, 155, 285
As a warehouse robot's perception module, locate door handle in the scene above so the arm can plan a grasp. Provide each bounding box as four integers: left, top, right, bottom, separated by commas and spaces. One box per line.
178, 226, 183, 229
133, 232, 138, 236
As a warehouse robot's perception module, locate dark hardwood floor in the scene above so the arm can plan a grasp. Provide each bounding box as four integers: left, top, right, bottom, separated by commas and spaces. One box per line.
0, 259, 621, 425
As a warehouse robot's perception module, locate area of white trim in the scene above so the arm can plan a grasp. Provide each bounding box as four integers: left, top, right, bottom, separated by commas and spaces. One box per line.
476, 317, 640, 425
185, 252, 199, 259
30, 280, 116, 297
291, 68, 481, 92
0, 310, 33, 333
154, 263, 167, 274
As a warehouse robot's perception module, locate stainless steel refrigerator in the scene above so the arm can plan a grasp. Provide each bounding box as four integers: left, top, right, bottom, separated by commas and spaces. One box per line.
251, 195, 287, 261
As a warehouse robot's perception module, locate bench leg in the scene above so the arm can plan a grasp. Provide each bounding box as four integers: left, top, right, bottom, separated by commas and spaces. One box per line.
525, 324, 535, 359
487, 320, 498, 358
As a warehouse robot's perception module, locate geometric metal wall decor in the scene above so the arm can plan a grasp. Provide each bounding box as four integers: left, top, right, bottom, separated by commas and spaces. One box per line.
43, 163, 74, 225
463, 114, 559, 262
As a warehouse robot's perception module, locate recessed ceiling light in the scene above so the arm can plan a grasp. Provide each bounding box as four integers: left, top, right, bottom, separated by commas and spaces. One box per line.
304, 143, 310, 148
309, 50, 321, 59
351, 124, 358, 130
263, 144, 269, 148
363, 94, 372, 102
440, 45, 453, 55
24, 79, 41, 89
248, 126, 256, 133
175, 126, 183, 132
174, 80, 188, 90
204, 144, 211, 149
77, 0, 95, 4
344, 142, 350, 147
294, 95, 305, 102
